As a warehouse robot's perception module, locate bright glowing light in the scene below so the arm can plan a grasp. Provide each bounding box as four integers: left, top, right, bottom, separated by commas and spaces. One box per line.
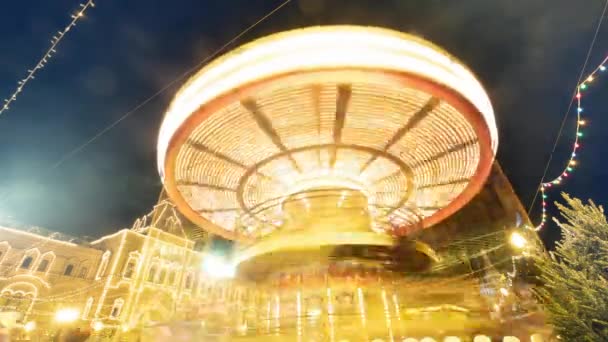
201, 254, 235, 279
444, 338, 461, 342
510, 232, 527, 249
499, 287, 509, 296
24, 321, 36, 332
503, 337, 521, 342
308, 308, 322, 317
92, 321, 104, 332
55, 308, 79, 323
473, 336, 491, 342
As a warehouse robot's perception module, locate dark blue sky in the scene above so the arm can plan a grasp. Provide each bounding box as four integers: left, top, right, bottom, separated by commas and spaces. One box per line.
1, 0, 607, 243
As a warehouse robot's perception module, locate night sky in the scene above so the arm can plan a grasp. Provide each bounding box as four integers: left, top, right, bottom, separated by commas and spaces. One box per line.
1, 0, 608, 245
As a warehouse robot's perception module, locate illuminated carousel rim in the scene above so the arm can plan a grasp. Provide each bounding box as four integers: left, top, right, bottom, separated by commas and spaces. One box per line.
158, 26, 498, 242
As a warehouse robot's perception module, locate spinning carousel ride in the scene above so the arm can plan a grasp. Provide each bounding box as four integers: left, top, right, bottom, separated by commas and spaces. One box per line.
157, 26, 499, 340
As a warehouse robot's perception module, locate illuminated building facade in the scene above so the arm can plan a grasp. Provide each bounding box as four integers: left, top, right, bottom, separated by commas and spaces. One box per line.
152, 26, 550, 341
0, 201, 237, 338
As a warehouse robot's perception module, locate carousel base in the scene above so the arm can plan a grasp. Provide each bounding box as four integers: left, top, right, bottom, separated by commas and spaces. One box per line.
139, 314, 548, 342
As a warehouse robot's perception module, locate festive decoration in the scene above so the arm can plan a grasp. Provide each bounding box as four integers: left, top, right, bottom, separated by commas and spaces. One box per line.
534, 194, 608, 341
0, 1, 95, 116
536, 55, 608, 230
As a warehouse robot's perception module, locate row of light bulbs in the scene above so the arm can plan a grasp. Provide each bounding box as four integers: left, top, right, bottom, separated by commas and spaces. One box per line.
536, 56, 608, 230
0, 1, 95, 115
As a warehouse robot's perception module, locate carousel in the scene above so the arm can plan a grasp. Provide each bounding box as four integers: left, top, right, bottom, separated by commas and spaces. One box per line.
155, 25, 518, 341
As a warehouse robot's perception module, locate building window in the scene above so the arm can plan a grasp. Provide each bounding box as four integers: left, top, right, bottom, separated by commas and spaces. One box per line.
158, 268, 167, 284
96, 251, 111, 280
168, 271, 176, 286
147, 266, 157, 283
185, 274, 192, 289
79, 267, 88, 278
37, 259, 49, 272
123, 261, 136, 279
21, 256, 34, 269
110, 298, 124, 318
82, 297, 93, 319
64, 264, 74, 276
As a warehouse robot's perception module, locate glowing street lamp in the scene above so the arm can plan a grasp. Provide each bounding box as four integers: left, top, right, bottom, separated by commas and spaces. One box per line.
55, 308, 79, 323
509, 231, 527, 250
202, 254, 236, 279
24, 321, 36, 332
92, 321, 104, 332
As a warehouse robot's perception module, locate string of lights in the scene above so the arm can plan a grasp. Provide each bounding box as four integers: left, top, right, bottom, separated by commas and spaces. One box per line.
536, 56, 608, 230
0, 0, 96, 116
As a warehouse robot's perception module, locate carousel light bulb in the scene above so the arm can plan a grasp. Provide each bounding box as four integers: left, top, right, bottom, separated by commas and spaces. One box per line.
55, 308, 80, 323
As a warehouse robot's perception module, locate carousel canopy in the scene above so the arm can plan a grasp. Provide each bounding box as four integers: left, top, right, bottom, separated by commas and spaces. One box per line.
157, 26, 498, 242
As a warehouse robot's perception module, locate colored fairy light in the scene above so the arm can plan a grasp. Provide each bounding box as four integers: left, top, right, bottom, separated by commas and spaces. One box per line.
0, 1, 95, 115
535, 56, 608, 231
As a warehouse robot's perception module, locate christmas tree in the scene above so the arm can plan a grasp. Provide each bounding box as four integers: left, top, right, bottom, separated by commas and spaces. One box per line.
535, 193, 608, 341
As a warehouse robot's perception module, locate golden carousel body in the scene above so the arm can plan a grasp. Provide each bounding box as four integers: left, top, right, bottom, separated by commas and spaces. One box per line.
155, 26, 518, 341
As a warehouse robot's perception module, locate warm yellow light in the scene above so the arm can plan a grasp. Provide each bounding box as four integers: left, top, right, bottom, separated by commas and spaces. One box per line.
570, 160, 577, 166
24, 321, 36, 332
503, 337, 521, 342
121, 325, 130, 332
473, 336, 491, 342
55, 308, 80, 323
92, 321, 104, 332
510, 232, 527, 249
499, 287, 509, 296
444, 337, 461, 342
587, 75, 594, 82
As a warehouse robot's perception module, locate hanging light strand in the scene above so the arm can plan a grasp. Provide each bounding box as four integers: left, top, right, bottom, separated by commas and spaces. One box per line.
536, 55, 608, 230
0, 0, 96, 116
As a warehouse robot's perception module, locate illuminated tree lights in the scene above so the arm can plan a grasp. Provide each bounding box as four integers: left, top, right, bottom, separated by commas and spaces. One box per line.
536, 55, 608, 231
0, 1, 96, 115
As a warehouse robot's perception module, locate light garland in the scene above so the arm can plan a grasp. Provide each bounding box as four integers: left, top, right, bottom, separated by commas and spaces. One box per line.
536, 55, 608, 230
0, 0, 95, 115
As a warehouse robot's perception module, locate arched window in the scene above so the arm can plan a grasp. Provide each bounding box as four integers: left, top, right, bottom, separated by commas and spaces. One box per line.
122, 253, 140, 279
167, 270, 176, 285
147, 265, 158, 283
123, 261, 136, 279
35, 252, 55, 274
96, 251, 111, 280
82, 297, 94, 319
158, 268, 167, 284
110, 298, 124, 318
37, 259, 49, 272
20, 256, 34, 269
64, 264, 74, 276
185, 273, 193, 289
